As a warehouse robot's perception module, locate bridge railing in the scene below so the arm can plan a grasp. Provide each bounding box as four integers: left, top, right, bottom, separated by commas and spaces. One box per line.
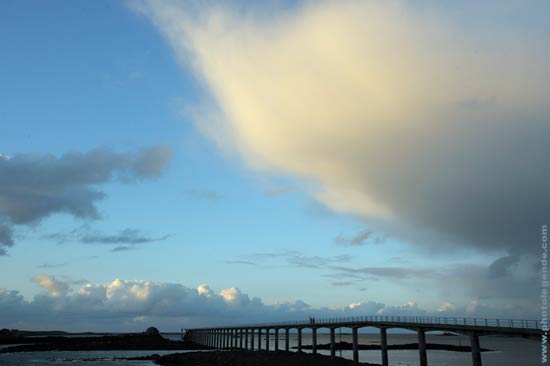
209, 315, 540, 330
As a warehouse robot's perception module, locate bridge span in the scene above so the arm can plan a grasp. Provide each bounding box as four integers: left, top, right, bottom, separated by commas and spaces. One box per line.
185, 315, 541, 366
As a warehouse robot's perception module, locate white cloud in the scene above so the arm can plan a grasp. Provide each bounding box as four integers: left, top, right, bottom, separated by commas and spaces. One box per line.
137, 0, 550, 256
437, 302, 457, 313
32, 274, 69, 297
0, 277, 537, 331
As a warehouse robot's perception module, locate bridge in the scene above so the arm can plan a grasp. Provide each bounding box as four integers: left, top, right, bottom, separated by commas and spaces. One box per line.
185, 315, 542, 366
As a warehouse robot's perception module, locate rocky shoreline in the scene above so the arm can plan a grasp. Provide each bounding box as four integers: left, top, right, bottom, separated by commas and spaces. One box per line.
130, 350, 380, 366
0, 327, 206, 353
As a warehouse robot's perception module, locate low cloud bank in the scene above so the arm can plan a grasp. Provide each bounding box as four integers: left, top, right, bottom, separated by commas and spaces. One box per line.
0, 276, 537, 332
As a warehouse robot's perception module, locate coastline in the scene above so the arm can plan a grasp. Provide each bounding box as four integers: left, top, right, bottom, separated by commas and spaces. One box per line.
130, 350, 380, 366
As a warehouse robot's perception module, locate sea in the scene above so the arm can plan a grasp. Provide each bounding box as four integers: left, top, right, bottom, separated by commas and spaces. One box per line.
0, 332, 541, 366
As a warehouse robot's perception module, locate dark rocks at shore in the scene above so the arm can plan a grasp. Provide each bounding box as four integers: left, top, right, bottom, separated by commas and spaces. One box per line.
0, 328, 71, 340
438, 332, 458, 336
0, 328, 208, 353
130, 350, 380, 366
294, 341, 492, 352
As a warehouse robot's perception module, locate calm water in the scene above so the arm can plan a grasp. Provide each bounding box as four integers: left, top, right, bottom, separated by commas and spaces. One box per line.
0, 333, 540, 366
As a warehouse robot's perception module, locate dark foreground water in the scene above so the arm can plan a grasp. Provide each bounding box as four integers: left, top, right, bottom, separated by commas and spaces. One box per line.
0, 333, 540, 366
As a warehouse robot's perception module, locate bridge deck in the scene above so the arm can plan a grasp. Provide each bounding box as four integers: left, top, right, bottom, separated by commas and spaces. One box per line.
186, 315, 542, 366
194, 315, 541, 336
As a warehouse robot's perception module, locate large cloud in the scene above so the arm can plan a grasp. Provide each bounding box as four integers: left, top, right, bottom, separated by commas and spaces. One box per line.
0, 276, 536, 332
137, 1, 549, 255
0, 145, 172, 254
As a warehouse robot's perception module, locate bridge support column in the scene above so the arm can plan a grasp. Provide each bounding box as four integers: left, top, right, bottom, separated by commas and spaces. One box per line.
285, 328, 290, 351
258, 328, 263, 350
250, 329, 255, 351
244, 329, 248, 350
380, 328, 388, 366
418, 329, 427, 366
470, 334, 482, 366
352, 327, 359, 364
298, 328, 302, 352
266, 329, 270, 351
312, 327, 317, 354
275, 328, 279, 351
330, 328, 336, 359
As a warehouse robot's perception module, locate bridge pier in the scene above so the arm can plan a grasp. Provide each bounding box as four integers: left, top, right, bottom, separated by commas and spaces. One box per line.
312, 327, 317, 354
244, 329, 248, 350
380, 328, 388, 366
330, 327, 336, 358
275, 328, 279, 350
258, 328, 263, 350
418, 329, 427, 366
352, 327, 359, 364
298, 328, 303, 352
470, 334, 482, 366
225, 329, 230, 350
266, 328, 270, 351
250, 328, 255, 351
285, 328, 290, 351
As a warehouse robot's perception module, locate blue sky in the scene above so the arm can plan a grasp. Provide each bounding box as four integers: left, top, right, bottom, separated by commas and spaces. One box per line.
0, 0, 548, 331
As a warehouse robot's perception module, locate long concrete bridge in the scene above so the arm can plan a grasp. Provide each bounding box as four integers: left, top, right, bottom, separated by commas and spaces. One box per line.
184, 315, 541, 366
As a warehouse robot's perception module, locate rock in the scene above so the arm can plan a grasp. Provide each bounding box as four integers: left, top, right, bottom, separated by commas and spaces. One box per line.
145, 327, 161, 336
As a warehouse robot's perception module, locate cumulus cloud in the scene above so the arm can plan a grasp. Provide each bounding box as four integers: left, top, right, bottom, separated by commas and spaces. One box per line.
137, 0, 549, 257
0, 146, 172, 254
0, 277, 536, 332
32, 274, 69, 297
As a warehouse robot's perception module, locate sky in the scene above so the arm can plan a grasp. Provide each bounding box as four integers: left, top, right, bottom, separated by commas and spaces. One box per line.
0, 0, 548, 332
